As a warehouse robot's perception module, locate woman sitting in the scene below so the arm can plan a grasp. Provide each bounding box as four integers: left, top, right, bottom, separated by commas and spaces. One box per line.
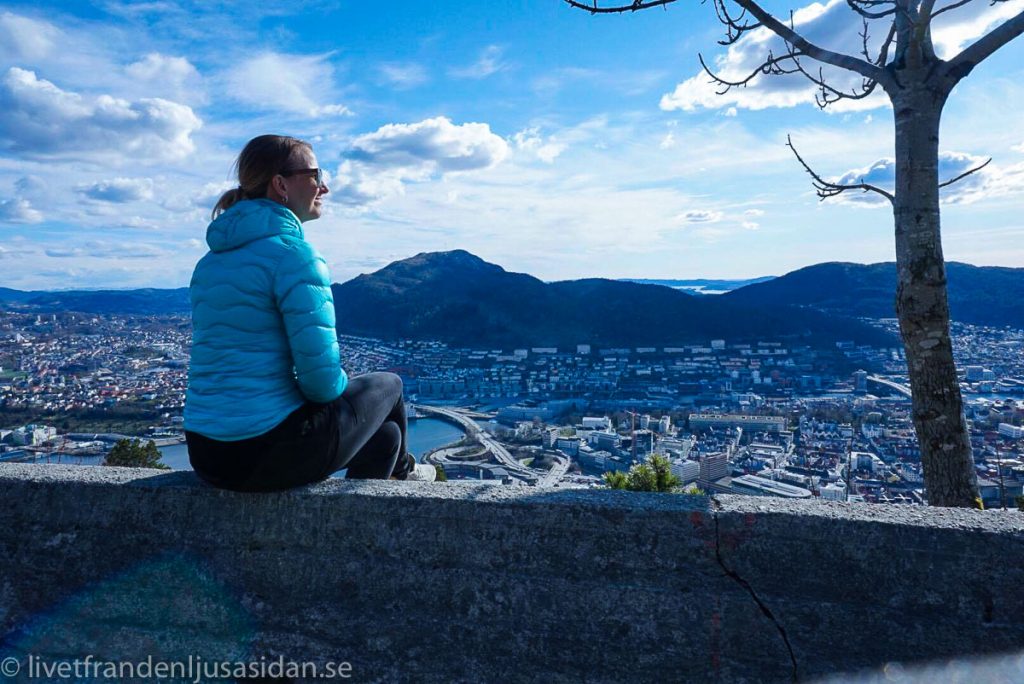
184, 134, 435, 491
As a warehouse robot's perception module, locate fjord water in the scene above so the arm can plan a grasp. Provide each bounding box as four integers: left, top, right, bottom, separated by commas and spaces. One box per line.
156, 417, 464, 471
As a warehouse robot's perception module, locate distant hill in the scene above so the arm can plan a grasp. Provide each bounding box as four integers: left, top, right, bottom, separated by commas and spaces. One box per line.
2, 256, 1016, 342
331, 250, 892, 348
621, 277, 776, 294
723, 262, 1024, 327
0, 288, 190, 315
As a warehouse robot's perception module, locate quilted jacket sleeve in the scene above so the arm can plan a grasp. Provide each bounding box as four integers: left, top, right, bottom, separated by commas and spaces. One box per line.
272, 240, 348, 403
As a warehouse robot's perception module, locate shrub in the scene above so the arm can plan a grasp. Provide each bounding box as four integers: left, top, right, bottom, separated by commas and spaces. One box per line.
603, 454, 682, 493
104, 438, 169, 469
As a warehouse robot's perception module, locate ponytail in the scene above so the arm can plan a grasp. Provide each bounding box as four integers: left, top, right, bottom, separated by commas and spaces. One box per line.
212, 187, 245, 219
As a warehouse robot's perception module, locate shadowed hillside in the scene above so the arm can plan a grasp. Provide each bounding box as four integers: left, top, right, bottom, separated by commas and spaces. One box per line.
724, 261, 1024, 327
331, 250, 893, 348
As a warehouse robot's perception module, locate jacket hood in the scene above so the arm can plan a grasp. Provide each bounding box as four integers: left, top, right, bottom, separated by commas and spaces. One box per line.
206, 199, 304, 253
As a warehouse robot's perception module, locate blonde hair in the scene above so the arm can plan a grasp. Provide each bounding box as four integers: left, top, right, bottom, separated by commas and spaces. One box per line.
212, 134, 311, 219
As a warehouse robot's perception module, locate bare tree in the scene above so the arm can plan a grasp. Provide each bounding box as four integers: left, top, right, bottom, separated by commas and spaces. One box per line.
566, 0, 1024, 506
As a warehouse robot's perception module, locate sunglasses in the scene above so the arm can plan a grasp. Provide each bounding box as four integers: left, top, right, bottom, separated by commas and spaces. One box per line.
280, 167, 324, 187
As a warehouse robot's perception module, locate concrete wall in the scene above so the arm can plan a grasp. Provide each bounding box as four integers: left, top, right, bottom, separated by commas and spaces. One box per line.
0, 462, 1022, 683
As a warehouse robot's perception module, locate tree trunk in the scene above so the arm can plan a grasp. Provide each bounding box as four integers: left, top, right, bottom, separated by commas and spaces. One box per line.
891, 88, 979, 507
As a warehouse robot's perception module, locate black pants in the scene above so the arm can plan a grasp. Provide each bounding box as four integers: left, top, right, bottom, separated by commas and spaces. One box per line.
187, 372, 413, 492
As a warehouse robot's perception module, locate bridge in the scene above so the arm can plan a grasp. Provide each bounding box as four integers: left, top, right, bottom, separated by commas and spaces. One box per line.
413, 405, 568, 486
867, 375, 913, 398
537, 455, 570, 487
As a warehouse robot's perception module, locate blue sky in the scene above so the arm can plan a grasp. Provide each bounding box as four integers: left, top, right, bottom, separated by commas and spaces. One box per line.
0, 0, 1021, 289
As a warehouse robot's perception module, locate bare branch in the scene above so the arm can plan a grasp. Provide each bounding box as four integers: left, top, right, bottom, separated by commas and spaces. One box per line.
846, 0, 897, 19
938, 157, 992, 188
711, 0, 762, 45
945, 8, 1024, 84
731, 0, 894, 88
563, 0, 678, 13
698, 51, 803, 93
787, 135, 895, 203
786, 49, 882, 107
928, 0, 973, 19
566, 0, 895, 90
859, 18, 872, 61
876, 21, 897, 66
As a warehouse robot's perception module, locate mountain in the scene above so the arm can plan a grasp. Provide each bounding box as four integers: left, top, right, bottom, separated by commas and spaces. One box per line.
724, 262, 1024, 327
3, 256, 1016, 343
331, 250, 892, 348
620, 277, 776, 294
0, 288, 190, 315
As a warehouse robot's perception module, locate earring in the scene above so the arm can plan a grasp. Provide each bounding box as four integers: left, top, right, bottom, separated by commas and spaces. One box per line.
282, 195, 289, 203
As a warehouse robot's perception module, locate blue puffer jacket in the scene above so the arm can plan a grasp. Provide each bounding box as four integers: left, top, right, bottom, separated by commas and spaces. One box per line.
184, 199, 347, 441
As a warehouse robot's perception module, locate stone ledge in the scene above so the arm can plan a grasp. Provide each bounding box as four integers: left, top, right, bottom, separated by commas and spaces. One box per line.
1, 463, 1022, 683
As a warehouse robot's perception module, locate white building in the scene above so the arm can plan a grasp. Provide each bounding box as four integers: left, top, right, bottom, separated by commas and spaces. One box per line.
820, 482, 848, 501
998, 423, 1024, 439
850, 451, 884, 473
555, 437, 581, 456
699, 453, 730, 483
731, 474, 813, 499
670, 459, 700, 484
581, 416, 612, 431
658, 416, 671, 434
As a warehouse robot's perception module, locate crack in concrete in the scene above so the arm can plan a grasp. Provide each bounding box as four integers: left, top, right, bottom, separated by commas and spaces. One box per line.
710, 496, 800, 683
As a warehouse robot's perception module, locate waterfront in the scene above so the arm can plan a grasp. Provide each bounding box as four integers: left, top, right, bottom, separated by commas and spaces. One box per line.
154, 417, 464, 471
19, 418, 464, 472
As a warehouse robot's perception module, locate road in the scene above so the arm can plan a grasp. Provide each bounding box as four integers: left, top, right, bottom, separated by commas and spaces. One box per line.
414, 405, 568, 486
867, 375, 913, 398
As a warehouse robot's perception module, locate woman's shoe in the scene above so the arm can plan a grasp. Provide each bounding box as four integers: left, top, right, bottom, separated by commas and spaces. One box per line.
406, 462, 437, 482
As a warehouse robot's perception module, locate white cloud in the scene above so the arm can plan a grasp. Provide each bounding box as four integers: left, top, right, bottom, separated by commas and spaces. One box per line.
931, 0, 1024, 59
679, 209, 724, 223
334, 116, 509, 206
14, 175, 46, 197
512, 128, 566, 163
126, 53, 198, 86
190, 180, 236, 213
125, 52, 203, 103
826, 151, 1022, 206
0, 243, 37, 259
0, 11, 59, 62
378, 62, 428, 88
449, 45, 507, 79
46, 240, 164, 259
0, 197, 43, 224
742, 221, 760, 230
660, 132, 677, 149
744, 209, 765, 217
79, 177, 154, 203
0, 67, 201, 161
660, 0, 1024, 113
1013, 142, 1024, 154
226, 52, 350, 118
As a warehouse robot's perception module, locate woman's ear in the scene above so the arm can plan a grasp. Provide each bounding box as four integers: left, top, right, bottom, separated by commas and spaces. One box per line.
268, 174, 287, 200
